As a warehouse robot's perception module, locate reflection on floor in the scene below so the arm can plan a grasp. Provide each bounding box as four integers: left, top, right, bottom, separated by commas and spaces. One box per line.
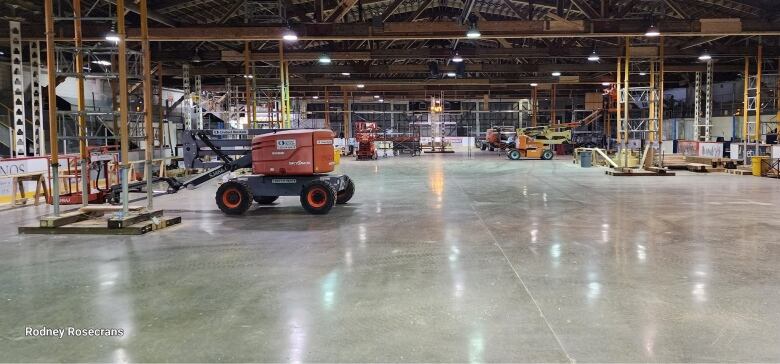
2, 153, 780, 362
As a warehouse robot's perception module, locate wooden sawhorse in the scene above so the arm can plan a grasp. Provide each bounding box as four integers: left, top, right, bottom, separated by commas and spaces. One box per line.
2, 172, 50, 206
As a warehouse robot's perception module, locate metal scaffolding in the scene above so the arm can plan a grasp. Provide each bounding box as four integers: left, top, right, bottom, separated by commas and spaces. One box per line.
30, 41, 45, 156
40, 0, 154, 216
10, 21, 27, 157
195, 75, 203, 129
742, 43, 763, 164
693, 60, 714, 141
183, 63, 192, 130
615, 36, 664, 169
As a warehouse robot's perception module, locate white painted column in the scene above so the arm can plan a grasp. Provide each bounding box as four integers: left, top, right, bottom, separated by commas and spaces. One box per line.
10, 21, 27, 156
30, 41, 45, 155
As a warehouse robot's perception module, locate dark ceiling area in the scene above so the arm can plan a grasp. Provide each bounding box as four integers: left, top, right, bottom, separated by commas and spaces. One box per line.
3, 0, 780, 97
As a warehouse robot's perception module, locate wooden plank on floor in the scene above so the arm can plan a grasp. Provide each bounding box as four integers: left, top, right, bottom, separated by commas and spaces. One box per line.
725, 168, 753, 175
606, 170, 676, 176
79, 205, 144, 213
19, 216, 181, 235
107, 210, 164, 229
39, 210, 92, 228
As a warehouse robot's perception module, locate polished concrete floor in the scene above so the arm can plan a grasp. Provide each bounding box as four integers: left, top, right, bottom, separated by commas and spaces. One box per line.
2, 151, 780, 362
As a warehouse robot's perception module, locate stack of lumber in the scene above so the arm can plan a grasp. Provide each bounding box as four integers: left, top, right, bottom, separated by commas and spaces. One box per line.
684, 156, 734, 168
662, 154, 689, 169
725, 165, 753, 175
683, 156, 739, 173
687, 163, 724, 173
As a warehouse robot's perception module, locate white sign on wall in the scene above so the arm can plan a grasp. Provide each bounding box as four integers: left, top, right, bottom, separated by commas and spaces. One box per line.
698, 142, 724, 158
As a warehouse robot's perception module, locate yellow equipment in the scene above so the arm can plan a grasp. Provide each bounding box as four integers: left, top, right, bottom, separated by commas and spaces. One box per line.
516, 126, 572, 145
506, 134, 554, 160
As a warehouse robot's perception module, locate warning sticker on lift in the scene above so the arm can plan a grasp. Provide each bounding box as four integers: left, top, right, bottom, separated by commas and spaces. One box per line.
211, 129, 249, 136
316, 139, 333, 145
277, 139, 297, 150
272, 178, 297, 184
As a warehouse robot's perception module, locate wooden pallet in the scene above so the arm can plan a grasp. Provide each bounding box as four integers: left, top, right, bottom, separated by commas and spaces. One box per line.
19, 208, 180, 235
725, 168, 753, 175
683, 156, 738, 169
687, 163, 725, 173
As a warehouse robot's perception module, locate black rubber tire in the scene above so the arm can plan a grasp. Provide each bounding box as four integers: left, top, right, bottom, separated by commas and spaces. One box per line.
216, 180, 253, 215
254, 195, 279, 204
480, 143, 487, 151
488, 146, 495, 151
300, 180, 336, 215
507, 149, 521, 160
336, 177, 355, 204
542, 150, 554, 160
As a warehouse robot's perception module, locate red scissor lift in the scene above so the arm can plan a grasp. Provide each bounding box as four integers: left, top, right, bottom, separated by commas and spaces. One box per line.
355, 122, 378, 160
48, 145, 119, 205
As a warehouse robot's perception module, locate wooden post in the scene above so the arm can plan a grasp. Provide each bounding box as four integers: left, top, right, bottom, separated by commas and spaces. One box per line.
73, 0, 89, 207
649, 60, 656, 143
551, 84, 557, 124
342, 90, 350, 138
157, 61, 164, 150
117, 0, 131, 215
756, 43, 762, 143
743, 56, 749, 143
244, 42, 252, 128
624, 37, 630, 147
659, 37, 665, 144
141, 0, 155, 209
278, 41, 289, 128
616, 56, 622, 144
44, 0, 60, 215
324, 87, 331, 129
531, 87, 538, 127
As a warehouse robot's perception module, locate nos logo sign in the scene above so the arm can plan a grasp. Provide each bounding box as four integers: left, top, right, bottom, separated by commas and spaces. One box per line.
276, 139, 296, 150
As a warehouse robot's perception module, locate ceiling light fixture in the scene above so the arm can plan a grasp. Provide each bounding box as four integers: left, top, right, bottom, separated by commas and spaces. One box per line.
318, 52, 331, 64
446, 72, 456, 77
552, 71, 561, 77
341, 72, 351, 76
466, 24, 481, 38
602, 82, 611, 86
378, 98, 384, 102
313, 95, 319, 99
698, 51, 712, 61
105, 24, 120, 43
451, 53, 464, 63
588, 49, 600, 62
645, 24, 660, 37
639, 72, 647, 76
530, 83, 538, 87
92, 60, 111, 66
282, 28, 298, 42
374, 95, 380, 98
356, 84, 365, 88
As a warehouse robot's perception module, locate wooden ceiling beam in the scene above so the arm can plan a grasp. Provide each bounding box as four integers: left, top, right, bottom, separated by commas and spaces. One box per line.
8, 19, 780, 41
